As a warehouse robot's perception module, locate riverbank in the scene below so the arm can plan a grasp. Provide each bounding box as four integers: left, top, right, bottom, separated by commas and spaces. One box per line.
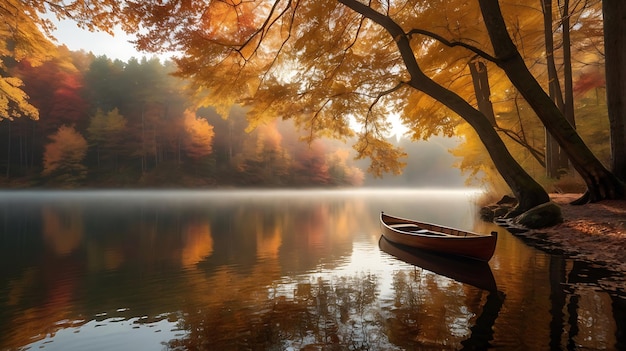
503, 193, 626, 293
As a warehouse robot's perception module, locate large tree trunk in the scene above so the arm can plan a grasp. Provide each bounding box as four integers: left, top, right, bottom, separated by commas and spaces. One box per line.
339, 0, 550, 214
478, 0, 624, 203
603, 0, 626, 181
414, 76, 550, 215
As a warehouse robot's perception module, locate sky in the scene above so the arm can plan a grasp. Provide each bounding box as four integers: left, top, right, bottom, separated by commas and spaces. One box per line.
49, 19, 163, 62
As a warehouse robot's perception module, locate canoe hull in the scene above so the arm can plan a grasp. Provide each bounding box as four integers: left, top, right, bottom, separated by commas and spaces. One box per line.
380, 212, 497, 262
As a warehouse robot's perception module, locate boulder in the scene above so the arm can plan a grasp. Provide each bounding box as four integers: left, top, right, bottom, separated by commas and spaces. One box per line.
480, 195, 518, 221
514, 201, 563, 229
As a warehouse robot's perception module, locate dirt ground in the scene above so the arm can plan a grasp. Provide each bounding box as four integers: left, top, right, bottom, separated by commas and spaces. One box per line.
507, 193, 626, 292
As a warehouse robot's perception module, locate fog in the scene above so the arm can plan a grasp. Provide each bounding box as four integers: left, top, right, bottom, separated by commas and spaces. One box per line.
361, 135, 467, 188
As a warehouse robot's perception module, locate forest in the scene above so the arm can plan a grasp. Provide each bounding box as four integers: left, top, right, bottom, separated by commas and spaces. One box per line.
1, 0, 624, 207
0, 50, 373, 187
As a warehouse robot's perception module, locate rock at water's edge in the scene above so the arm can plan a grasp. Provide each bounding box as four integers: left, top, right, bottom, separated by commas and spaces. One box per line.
514, 201, 563, 229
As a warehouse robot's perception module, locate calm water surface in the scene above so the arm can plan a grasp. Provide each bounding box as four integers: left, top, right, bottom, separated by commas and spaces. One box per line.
0, 189, 624, 350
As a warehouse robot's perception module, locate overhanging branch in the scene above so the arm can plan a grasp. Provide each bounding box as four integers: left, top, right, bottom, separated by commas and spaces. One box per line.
406, 28, 498, 63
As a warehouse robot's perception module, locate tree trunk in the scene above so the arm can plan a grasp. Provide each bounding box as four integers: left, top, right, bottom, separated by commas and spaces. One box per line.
541, 0, 568, 178
469, 60, 497, 125
603, 0, 626, 181
478, 0, 624, 203
339, 0, 551, 214
560, 0, 575, 170
560, 0, 575, 128
417, 76, 550, 215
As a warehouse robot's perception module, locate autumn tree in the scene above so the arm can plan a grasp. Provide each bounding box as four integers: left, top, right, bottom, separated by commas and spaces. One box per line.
0, 76, 39, 121
182, 109, 214, 159
82, 56, 191, 176
0, 0, 50, 174
118, 1, 552, 213
14, 51, 90, 136
230, 119, 288, 185
1, 0, 53, 121
291, 140, 331, 185
327, 148, 365, 186
199, 106, 248, 168
42, 125, 88, 186
451, 1, 607, 192
1, 0, 118, 177
340, 0, 622, 203
477, 0, 623, 203
1, 0, 124, 121
127, 0, 626, 204
86, 108, 127, 169
0, 47, 91, 178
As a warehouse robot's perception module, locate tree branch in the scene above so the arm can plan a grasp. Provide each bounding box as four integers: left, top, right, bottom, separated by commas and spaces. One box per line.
496, 126, 546, 167
367, 81, 407, 112
406, 28, 498, 63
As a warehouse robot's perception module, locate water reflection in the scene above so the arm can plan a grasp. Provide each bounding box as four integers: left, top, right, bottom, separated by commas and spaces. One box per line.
379, 236, 504, 350
0, 189, 624, 350
378, 236, 497, 293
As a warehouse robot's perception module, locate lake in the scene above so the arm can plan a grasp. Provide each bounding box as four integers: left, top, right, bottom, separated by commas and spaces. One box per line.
0, 189, 624, 350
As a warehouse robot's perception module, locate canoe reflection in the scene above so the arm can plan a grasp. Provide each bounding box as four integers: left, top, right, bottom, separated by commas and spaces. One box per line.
380, 235, 506, 349
379, 235, 497, 292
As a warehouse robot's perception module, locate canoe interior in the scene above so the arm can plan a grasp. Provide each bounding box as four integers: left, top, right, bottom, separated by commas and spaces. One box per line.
382, 213, 490, 238
388, 224, 464, 237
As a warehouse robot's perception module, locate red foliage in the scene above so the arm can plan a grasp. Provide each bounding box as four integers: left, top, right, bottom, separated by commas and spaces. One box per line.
573, 70, 606, 96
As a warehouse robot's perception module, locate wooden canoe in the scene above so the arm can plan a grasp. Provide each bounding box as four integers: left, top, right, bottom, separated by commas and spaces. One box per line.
380, 212, 497, 262
379, 236, 497, 292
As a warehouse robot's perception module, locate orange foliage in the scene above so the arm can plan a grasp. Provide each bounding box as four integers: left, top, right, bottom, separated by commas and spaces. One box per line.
183, 109, 215, 159
42, 125, 88, 185
181, 221, 214, 267
255, 121, 283, 154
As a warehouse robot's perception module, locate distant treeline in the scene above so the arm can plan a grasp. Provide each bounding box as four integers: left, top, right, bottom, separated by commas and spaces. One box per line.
1, 47, 472, 188
1, 48, 371, 188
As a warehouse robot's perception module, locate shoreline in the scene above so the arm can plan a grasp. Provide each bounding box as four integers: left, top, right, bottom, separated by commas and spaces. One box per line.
499, 193, 626, 294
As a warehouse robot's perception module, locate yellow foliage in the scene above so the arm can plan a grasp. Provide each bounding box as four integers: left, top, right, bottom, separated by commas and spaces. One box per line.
353, 133, 407, 177
87, 108, 127, 143
117, 0, 606, 181
0, 76, 39, 120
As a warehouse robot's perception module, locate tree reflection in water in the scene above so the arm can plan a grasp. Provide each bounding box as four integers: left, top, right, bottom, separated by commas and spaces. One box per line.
379, 236, 505, 350
166, 265, 504, 350
166, 273, 386, 350
6, 191, 623, 350
385, 270, 504, 350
